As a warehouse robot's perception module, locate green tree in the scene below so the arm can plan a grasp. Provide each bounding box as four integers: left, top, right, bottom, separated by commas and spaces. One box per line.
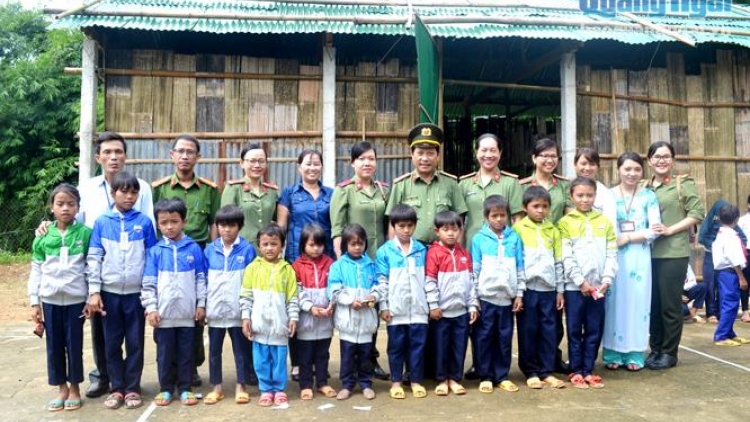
0, 3, 83, 251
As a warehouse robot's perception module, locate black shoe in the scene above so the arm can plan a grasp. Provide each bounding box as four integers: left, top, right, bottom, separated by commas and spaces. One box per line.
191, 371, 203, 387
464, 367, 479, 381
647, 354, 678, 370
554, 360, 572, 375
645, 351, 661, 367
372, 363, 390, 381
85, 380, 110, 398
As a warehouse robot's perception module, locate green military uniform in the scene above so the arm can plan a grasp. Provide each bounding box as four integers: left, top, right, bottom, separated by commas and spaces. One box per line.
220, 176, 279, 247
386, 170, 468, 245
152, 173, 220, 245
519, 173, 571, 225
330, 176, 389, 259
643, 174, 705, 259
459, 169, 524, 250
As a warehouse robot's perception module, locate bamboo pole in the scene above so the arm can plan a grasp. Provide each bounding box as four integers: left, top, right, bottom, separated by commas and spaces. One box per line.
54, 0, 104, 20
620, 11, 696, 47
112, 130, 410, 140
599, 153, 750, 162
127, 154, 411, 164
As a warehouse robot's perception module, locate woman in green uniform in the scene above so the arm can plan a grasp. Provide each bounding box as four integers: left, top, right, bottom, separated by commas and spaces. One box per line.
220, 143, 278, 247
459, 133, 523, 251
643, 141, 704, 370
519, 138, 570, 225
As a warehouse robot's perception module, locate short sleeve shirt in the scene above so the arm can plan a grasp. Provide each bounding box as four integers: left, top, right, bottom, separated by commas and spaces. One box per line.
330, 176, 389, 259
220, 176, 279, 247
278, 180, 334, 263
152, 173, 220, 244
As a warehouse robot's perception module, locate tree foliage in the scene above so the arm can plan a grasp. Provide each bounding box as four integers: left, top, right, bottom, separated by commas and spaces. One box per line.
0, 3, 83, 251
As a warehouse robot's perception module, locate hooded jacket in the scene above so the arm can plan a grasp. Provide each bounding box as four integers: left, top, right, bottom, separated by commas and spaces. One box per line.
425, 240, 478, 317
558, 209, 618, 291
470, 224, 525, 306
141, 235, 207, 328
293, 254, 335, 340
512, 216, 564, 294
328, 253, 381, 343
204, 236, 256, 328
87, 208, 157, 296
376, 238, 428, 325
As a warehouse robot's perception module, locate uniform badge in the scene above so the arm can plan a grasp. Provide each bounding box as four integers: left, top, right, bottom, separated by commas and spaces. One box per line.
243, 184, 251, 192
421, 127, 432, 137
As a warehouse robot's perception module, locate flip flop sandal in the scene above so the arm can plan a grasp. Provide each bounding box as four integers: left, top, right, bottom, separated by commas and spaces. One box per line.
605, 363, 620, 370
448, 382, 467, 395
235, 391, 250, 404
318, 386, 337, 398
300, 389, 314, 400
47, 399, 65, 412
434, 383, 449, 396
258, 393, 274, 407
479, 381, 494, 393
204, 391, 224, 405
389, 387, 406, 399
732, 337, 750, 344
154, 392, 172, 407
362, 388, 376, 400
180, 391, 198, 406
715, 338, 741, 346
542, 376, 566, 389
568, 374, 588, 389
584, 375, 605, 389
274, 392, 288, 405
526, 377, 543, 389
104, 393, 125, 409
64, 398, 82, 411
626, 363, 643, 371
411, 384, 427, 398
498, 380, 519, 392
336, 389, 351, 401
124, 393, 143, 409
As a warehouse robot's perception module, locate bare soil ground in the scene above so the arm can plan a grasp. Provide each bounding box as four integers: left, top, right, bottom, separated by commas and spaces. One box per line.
0, 263, 31, 322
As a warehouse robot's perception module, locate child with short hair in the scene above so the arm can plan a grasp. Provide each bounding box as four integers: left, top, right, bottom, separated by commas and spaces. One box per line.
293, 223, 337, 400
240, 223, 299, 407
29, 183, 91, 412
713, 204, 750, 346
513, 186, 565, 389
141, 198, 207, 407
470, 195, 524, 393
203, 205, 257, 405
558, 177, 617, 389
87, 172, 157, 410
426, 210, 478, 396
328, 223, 381, 400
376, 204, 429, 400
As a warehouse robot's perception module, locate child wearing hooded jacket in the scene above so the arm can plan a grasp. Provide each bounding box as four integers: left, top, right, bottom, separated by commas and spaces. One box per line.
87, 172, 157, 410
292, 223, 337, 400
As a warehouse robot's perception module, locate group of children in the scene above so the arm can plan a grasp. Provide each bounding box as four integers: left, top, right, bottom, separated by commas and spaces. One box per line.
30, 174, 619, 411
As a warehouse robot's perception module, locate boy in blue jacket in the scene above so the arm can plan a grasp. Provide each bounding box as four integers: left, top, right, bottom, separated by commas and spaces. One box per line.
87, 172, 157, 410
203, 205, 256, 405
141, 198, 207, 407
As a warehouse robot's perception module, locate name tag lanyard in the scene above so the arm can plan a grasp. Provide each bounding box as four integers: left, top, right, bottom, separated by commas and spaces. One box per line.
618, 185, 638, 233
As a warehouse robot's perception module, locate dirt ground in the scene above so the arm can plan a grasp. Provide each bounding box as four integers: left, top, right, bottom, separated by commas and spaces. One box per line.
3, 264, 750, 422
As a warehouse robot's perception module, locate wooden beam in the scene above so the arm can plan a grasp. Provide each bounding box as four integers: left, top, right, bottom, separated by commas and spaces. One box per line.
110, 130, 410, 140
78, 37, 97, 184
560, 51, 576, 178
620, 12, 696, 47
322, 42, 337, 187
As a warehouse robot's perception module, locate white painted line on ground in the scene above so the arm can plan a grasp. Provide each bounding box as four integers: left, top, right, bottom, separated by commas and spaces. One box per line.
135, 402, 157, 422
679, 344, 750, 373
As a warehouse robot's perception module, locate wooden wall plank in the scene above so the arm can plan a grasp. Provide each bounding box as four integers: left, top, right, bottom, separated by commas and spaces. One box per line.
196, 54, 225, 133
356, 62, 377, 132
104, 49, 133, 131
648, 68, 669, 145
576, 65, 591, 148
151, 51, 174, 133
590, 70, 611, 154
131, 50, 158, 133
171, 54, 196, 132
667, 53, 689, 161
627, 70, 649, 154
298, 64, 322, 131
686, 75, 706, 204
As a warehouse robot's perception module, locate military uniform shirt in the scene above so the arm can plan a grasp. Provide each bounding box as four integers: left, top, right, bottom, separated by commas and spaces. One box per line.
330, 176, 389, 259
460, 169, 523, 251
386, 170, 468, 245
221, 176, 279, 247
152, 173, 220, 245
519, 172, 571, 225
643, 174, 704, 259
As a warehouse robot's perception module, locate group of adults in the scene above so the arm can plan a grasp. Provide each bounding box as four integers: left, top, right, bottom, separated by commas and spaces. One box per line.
77, 122, 703, 398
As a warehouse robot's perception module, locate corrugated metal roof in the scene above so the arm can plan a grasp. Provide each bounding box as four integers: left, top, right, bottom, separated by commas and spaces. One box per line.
50, 0, 750, 47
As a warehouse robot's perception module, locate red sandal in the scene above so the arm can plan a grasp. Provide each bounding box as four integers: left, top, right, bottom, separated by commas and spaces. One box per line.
584, 374, 604, 389
568, 373, 588, 389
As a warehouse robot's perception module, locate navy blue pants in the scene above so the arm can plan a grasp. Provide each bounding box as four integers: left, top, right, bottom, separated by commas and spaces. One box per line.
715, 269, 741, 341
387, 324, 427, 383
682, 283, 707, 316
517, 290, 557, 379
297, 337, 332, 389
339, 340, 373, 390
703, 252, 719, 318
101, 291, 145, 394
431, 313, 470, 382
208, 326, 252, 386
564, 291, 605, 376
155, 327, 194, 393
43, 302, 85, 385
474, 302, 514, 383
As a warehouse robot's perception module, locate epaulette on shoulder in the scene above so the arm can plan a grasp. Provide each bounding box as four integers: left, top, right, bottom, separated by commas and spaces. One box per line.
438, 170, 457, 180
376, 180, 389, 187
393, 173, 411, 183
262, 181, 279, 190
676, 173, 690, 179
337, 179, 355, 188
151, 175, 171, 188
199, 177, 218, 189
519, 176, 533, 185
500, 170, 519, 178
459, 171, 477, 181
226, 179, 244, 185
554, 173, 569, 181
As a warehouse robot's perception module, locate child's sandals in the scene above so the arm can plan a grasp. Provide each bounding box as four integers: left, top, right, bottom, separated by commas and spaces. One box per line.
274, 392, 288, 405
410, 384, 427, 399
389, 386, 406, 399
204, 391, 224, 405
104, 392, 125, 409
258, 392, 274, 407
154, 392, 172, 407
526, 377, 543, 389
568, 374, 588, 389
179, 391, 198, 406
318, 385, 337, 398
448, 380, 467, 395
497, 380, 519, 392
584, 375, 605, 389
362, 388, 376, 400
479, 381, 494, 393
235, 391, 250, 404
542, 375, 566, 389
434, 383, 449, 396
300, 389, 314, 400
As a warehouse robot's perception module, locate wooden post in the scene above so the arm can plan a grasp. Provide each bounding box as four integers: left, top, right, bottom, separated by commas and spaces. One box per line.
78, 36, 97, 185
322, 40, 337, 187
560, 51, 577, 178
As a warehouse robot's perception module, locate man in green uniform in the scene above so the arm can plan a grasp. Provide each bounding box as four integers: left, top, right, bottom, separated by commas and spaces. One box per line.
151, 133, 220, 387
386, 123, 468, 246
